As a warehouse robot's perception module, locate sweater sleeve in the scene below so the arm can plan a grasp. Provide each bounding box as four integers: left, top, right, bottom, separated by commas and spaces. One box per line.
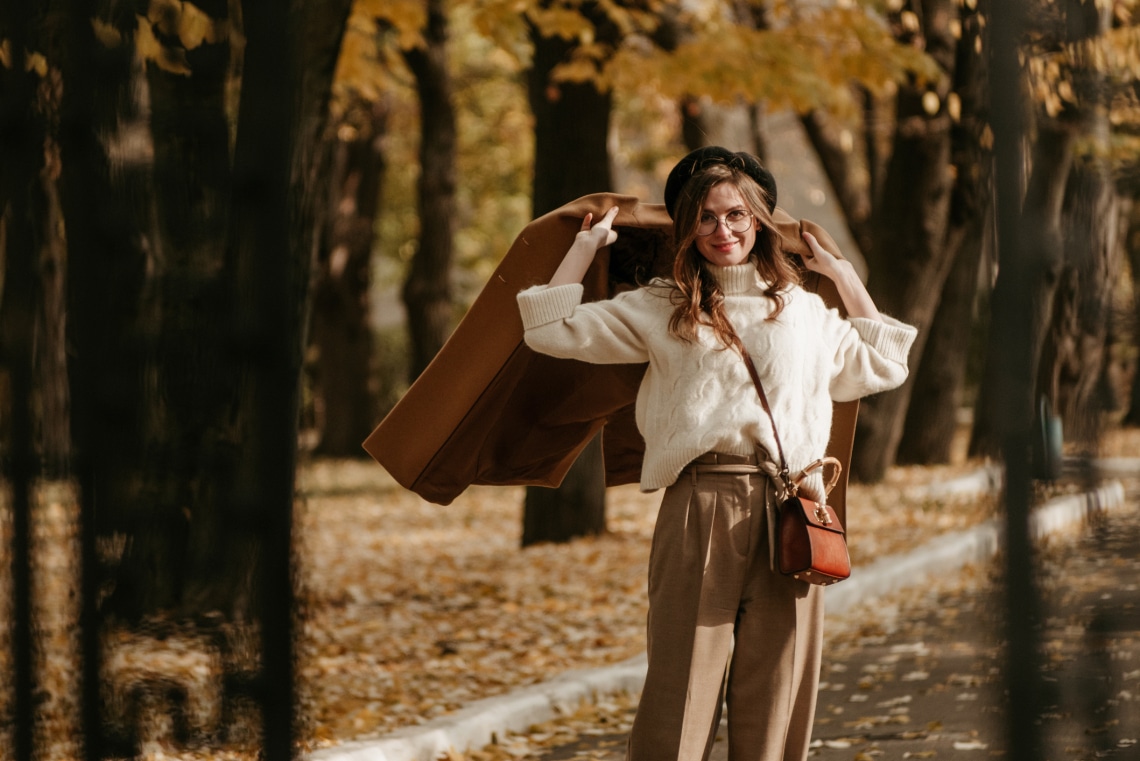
825, 311, 917, 402
517, 284, 651, 364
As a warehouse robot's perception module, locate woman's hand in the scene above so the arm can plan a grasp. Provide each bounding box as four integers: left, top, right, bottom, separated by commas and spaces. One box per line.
800, 231, 849, 281
800, 230, 882, 321
549, 206, 620, 287
578, 206, 620, 251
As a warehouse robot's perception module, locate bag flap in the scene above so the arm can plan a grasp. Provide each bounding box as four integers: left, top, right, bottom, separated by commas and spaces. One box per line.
789, 497, 847, 534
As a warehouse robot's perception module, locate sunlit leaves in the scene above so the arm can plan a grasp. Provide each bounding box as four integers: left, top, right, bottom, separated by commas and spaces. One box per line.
332, 12, 397, 105
368, 0, 428, 50
601, 6, 940, 118
117, 0, 233, 76
528, 3, 597, 41
147, 0, 229, 49
467, 0, 532, 69
1024, 20, 1140, 167
0, 39, 48, 75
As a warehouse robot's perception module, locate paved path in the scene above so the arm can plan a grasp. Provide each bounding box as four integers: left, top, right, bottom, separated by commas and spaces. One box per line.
315, 467, 1140, 761
539, 497, 1140, 760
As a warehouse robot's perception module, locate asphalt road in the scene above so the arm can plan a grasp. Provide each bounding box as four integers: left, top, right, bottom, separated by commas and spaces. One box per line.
540, 497, 1140, 761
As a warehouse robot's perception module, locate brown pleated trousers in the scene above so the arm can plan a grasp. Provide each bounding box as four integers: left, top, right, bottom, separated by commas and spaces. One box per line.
626, 453, 824, 761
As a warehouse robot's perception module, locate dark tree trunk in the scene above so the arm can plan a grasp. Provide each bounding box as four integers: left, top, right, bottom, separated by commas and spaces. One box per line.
35, 126, 71, 477
896, 227, 985, 464
970, 125, 1074, 458
896, 1, 990, 465
1124, 202, 1140, 426
403, 0, 458, 382
54, 3, 144, 752
0, 5, 45, 756
57, 0, 352, 622
116, 1, 241, 618
1, 42, 70, 474
1037, 1, 1117, 450
521, 5, 616, 547
850, 0, 960, 482
57, 0, 152, 583
310, 96, 388, 456
229, 0, 305, 749
528, 14, 614, 216
1039, 155, 1117, 449
970, 0, 1109, 459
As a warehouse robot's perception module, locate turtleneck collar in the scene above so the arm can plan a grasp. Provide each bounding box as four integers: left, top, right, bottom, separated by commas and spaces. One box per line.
706, 261, 760, 295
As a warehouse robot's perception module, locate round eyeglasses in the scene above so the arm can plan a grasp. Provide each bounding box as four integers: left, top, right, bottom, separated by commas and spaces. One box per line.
697, 209, 754, 236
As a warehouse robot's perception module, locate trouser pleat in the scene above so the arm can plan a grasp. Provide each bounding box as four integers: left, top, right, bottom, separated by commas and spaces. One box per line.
626, 464, 823, 761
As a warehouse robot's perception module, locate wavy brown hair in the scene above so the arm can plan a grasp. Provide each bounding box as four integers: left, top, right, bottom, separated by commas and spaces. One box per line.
667, 163, 801, 349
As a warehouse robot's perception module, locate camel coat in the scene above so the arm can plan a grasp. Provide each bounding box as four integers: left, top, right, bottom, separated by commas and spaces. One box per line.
361, 193, 859, 526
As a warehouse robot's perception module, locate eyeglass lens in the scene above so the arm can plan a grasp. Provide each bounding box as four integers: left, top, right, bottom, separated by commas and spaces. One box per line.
697, 210, 753, 236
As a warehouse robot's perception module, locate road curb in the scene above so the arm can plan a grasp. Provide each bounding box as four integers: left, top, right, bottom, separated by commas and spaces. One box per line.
827, 479, 1125, 615
309, 467, 1131, 761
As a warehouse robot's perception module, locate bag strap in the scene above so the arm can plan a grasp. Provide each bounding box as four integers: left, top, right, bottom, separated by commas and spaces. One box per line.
737, 341, 842, 498
738, 344, 786, 462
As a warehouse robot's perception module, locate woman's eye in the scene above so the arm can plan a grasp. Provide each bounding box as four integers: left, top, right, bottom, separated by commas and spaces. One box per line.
727, 210, 748, 222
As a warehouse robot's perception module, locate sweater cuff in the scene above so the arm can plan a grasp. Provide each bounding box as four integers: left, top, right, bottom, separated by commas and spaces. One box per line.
517, 283, 585, 329
849, 316, 917, 364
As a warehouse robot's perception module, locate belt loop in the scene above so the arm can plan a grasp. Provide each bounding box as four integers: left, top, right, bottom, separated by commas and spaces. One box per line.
691, 467, 697, 486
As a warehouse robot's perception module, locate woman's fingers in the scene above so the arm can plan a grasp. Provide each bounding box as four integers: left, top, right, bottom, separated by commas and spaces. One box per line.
802, 231, 823, 258
577, 206, 620, 249
801, 231, 839, 268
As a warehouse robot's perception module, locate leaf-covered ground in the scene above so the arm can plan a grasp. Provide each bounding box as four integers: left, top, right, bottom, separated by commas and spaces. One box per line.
1, 427, 1136, 759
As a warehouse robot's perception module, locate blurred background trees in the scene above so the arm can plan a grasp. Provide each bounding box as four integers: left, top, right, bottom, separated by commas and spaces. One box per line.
4, 0, 1140, 614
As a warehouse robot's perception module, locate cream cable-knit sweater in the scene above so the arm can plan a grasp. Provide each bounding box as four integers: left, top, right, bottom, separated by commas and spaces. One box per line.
517, 262, 917, 497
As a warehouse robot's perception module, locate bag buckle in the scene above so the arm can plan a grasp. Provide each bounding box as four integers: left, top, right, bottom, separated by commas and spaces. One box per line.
779, 467, 798, 498
814, 504, 833, 526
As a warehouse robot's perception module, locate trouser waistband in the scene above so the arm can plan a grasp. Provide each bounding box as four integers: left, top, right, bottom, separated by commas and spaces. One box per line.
683, 451, 762, 475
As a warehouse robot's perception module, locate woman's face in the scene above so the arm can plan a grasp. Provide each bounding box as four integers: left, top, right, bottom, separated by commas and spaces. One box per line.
694, 182, 756, 268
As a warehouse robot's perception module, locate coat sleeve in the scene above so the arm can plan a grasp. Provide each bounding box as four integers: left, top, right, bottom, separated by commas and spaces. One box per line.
824, 309, 917, 402
517, 283, 651, 365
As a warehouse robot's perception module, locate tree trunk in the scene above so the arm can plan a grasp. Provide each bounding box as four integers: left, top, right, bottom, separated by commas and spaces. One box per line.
970, 125, 1074, 458
115, 2, 241, 618
521, 6, 616, 546
403, 0, 458, 382
229, 0, 307, 748
0, 9, 44, 756
521, 433, 607, 545
57, 1, 153, 577
896, 226, 985, 464
970, 0, 1109, 459
35, 125, 72, 477
1040, 173, 1117, 449
528, 12, 614, 216
56, 0, 351, 622
850, 0, 959, 482
310, 95, 388, 456
895, 0, 990, 465
1124, 201, 1140, 426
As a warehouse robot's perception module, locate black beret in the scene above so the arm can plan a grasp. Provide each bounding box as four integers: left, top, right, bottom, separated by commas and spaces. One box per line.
663, 146, 778, 218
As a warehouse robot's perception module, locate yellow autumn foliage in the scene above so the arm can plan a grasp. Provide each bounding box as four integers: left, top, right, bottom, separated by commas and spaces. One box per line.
596, 6, 939, 118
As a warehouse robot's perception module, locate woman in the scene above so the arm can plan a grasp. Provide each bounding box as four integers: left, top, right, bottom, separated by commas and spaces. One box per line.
516, 146, 916, 761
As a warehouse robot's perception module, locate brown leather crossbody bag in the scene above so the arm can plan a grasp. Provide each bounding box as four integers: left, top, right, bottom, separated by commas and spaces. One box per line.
738, 344, 851, 586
